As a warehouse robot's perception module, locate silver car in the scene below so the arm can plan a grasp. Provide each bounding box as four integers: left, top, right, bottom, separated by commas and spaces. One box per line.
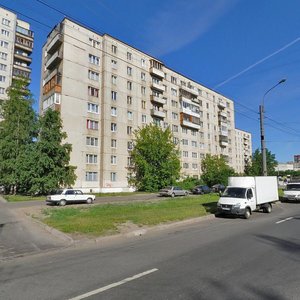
159, 186, 189, 197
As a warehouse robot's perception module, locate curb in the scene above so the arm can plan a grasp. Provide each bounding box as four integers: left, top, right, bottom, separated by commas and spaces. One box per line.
0, 195, 7, 203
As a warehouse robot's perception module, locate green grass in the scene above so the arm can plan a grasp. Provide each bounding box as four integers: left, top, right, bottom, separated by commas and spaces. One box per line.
42, 194, 218, 237
94, 191, 149, 197
4, 195, 45, 202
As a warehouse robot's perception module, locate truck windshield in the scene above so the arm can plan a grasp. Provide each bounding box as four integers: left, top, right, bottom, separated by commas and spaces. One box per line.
286, 184, 300, 191
222, 187, 247, 199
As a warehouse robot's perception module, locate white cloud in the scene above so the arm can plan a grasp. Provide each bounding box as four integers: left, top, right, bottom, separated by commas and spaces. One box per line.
144, 0, 237, 56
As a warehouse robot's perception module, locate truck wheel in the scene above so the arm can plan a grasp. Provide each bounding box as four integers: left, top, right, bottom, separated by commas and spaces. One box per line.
59, 199, 66, 206
244, 208, 251, 219
264, 203, 272, 213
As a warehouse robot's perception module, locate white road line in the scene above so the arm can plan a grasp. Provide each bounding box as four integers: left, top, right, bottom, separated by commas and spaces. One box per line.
276, 217, 294, 224
68, 268, 159, 300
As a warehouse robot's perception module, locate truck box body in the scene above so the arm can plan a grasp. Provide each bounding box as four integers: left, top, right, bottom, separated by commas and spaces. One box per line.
217, 176, 279, 218
228, 176, 279, 205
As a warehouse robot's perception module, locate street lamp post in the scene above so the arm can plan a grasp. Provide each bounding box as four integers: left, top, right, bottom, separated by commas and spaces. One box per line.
260, 79, 286, 176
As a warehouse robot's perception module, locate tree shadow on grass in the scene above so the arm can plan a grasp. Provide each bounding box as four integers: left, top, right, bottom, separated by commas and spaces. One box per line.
202, 201, 218, 214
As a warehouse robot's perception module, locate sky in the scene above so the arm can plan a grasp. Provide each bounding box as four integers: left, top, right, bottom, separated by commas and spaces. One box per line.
2, 0, 300, 163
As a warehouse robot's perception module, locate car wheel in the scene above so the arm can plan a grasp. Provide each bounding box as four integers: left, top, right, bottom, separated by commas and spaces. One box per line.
184, 191, 189, 196
86, 197, 93, 204
244, 208, 251, 219
59, 199, 66, 206
171, 193, 175, 198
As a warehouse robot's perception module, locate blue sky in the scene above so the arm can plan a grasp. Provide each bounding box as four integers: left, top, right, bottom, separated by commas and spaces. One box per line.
3, 0, 300, 162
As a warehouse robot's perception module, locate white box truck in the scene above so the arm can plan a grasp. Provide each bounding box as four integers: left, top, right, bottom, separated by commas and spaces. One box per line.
217, 176, 279, 219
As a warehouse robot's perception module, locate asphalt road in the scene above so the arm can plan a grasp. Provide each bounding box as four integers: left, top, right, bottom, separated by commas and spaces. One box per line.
1, 201, 299, 300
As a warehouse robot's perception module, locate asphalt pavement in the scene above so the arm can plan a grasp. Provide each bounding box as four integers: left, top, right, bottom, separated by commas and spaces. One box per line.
0, 201, 299, 299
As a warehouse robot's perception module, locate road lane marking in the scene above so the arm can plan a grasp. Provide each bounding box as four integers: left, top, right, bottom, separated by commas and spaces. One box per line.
276, 217, 293, 224
68, 268, 158, 300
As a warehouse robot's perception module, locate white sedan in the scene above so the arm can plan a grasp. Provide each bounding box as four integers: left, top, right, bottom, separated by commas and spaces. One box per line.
46, 189, 96, 206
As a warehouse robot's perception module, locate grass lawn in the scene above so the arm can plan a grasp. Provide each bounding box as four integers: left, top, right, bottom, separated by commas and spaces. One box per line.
4, 195, 45, 202
42, 194, 219, 237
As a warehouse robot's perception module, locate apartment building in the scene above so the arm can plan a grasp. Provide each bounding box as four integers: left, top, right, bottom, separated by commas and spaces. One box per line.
0, 7, 33, 103
234, 129, 252, 174
40, 18, 252, 192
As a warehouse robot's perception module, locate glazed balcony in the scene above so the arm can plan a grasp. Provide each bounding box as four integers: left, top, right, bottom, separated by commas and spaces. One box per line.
220, 140, 228, 147
218, 100, 226, 109
180, 85, 199, 97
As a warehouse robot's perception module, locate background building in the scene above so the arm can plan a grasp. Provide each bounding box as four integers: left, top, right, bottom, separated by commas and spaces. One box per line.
40, 18, 252, 192
0, 7, 33, 105
294, 155, 300, 171
234, 129, 252, 174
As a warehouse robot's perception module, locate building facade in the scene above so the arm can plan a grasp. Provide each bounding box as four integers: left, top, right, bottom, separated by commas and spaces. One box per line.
234, 128, 252, 174
0, 7, 33, 104
40, 18, 252, 192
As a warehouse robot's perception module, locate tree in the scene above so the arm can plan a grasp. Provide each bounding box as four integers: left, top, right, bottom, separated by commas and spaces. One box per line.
245, 148, 277, 176
25, 109, 77, 194
0, 78, 37, 193
201, 154, 236, 187
129, 124, 180, 192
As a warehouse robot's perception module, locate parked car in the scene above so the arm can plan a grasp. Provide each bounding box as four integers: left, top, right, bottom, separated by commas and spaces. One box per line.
46, 189, 96, 206
192, 185, 211, 195
212, 184, 226, 193
159, 186, 189, 197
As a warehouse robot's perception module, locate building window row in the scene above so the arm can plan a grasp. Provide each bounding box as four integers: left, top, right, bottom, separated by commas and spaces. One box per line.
87, 119, 99, 130
86, 137, 98, 146
86, 172, 97, 181
86, 154, 97, 164
88, 102, 99, 114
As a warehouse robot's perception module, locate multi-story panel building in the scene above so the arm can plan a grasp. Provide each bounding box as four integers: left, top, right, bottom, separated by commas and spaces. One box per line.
234, 129, 252, 174
40, 18, 252, 192
0, 7, 33, 104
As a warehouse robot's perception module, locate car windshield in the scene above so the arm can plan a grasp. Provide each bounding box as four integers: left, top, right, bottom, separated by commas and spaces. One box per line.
286, 184, 300, 191
50, 189, 64, 195
222, 187, 246, 199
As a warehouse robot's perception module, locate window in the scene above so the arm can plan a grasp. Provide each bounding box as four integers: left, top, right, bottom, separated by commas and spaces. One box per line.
141, 72, 146, 81
183, 151, 188, 157
0, 41, 8, 49
86, 172, 97, 181
88, 103, 99, 113
206, 103, 209, 109
127, 141, 133, 150
89, 54, 100, 65
0, 87, 5, 94
89, 38, 100, 48
88, 86, 99, 97
111, 59, 117, 68
112, 75, 117, 84
192, 163, 198, 169
172, 125, 178, 132
127, 126, 132, 135
171, 100, 178, 108
111, 45, 117, 54
111, 139, 117, 148
183, 163, 189, 169
127, 111, 133, 120
86, 154, 97, 164
141, 58, 145, 67
111, 172, 117, 182
1, 29, 9, 37
86, 137, 98, 146
127, 81, 132, 90
111, 155, 117, 165
0, 63, 6, 71
127, 157, 133, 167
141, 100, 146, 109
171, 88, 177, 96
111, 123, 117, 132
141, 86, 146, 95
191, 130, 197, 136
192, 141, 197, 147
87, 119, 99, 130
127, 96, 132, 105
127, 52, 132, 60
0, 52, 7, 60
0, 75, 6, 82
2, 18, 10, 26
172, 112, 178, 120
199, 143, 205, 149
171, 76, 177, 84
182, 128, 188, 134
192, 152, 198, 158
127, 67, 132, 76
182, 139, 188, 145
88, 70, 99, 81
111, 91, 117, 100
111, 107, 117, 116
142, 114, 147, 123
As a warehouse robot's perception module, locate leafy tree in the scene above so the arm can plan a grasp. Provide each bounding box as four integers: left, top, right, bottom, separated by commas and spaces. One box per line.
0, 78, 37, 194
245, 148, 277, 176
176, 176, 203, 191
201, 154, 236, 187
25, 109, 77, 194
129, 124, 180, 192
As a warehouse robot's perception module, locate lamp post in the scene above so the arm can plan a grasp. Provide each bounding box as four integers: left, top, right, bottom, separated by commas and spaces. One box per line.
260, 79, 286, 176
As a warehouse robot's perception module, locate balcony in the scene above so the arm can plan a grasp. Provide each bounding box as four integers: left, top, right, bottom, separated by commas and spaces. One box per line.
151, 108, 166, 119
151, 82, 165, 93
180, 85, 199, 97
150, 67, 164, 79
15, 39, 33, 53
181, 119, 201, 130
16, 26, 34, 39
219, 130, 228, 137
180, 107, 200, 118
46, 49, 63, 70
13, 63, 31, 73
14, 53, 32, 64
218, 111, 227, 118
220, 140, 228, 147
150, 95, 166, 105
12, 66, 31, 79
218, 100, 226, 109
46, 34, 63, 55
